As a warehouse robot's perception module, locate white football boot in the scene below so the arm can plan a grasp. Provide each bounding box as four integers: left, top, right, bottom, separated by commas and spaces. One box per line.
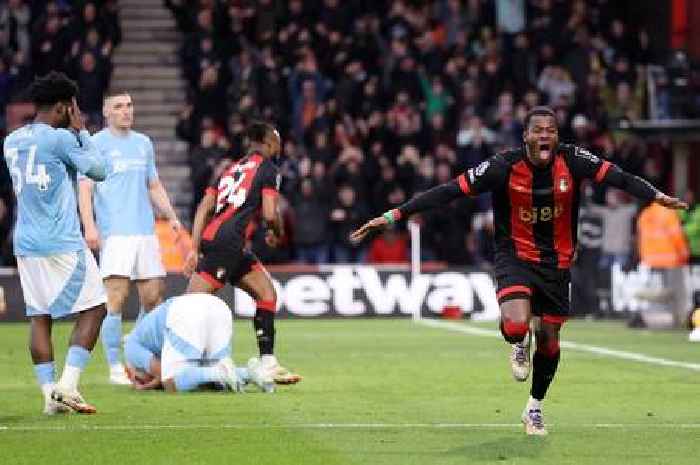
260, 355, 302, 385
216, 358, 244, 393
247, 357, 275, 393
521, 406, 548, 436
51, 386, 97, 414
42, 385, 70, 415
510, 331, 531, 382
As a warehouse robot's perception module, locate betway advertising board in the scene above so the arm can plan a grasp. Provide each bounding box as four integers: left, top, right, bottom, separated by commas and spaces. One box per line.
0, 266, 500, 321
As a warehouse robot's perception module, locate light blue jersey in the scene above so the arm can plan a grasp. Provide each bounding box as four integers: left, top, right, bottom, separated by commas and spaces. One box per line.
90, 129, 158, 238
124, 298, 171, 371
3, 123, 108, 256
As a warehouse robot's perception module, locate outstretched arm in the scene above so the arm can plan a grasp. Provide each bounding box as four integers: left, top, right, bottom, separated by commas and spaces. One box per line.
601, 164, 687, 209
351, 156, 507, 244
572, 147, 687, 210
350, 181, 462, 243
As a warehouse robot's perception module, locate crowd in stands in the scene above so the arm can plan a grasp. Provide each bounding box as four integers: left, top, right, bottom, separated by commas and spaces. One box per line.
0, 0, 120, 264
169, 0, 695, 267
0, 0, 697, 271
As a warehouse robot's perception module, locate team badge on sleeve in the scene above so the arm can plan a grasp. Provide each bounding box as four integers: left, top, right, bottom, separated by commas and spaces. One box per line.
469, 160, 490, 184
575, 147, 600, 163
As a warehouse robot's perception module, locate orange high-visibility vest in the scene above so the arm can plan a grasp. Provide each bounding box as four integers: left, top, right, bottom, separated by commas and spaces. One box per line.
638, 203, 689, 268
155, 220, 193, 273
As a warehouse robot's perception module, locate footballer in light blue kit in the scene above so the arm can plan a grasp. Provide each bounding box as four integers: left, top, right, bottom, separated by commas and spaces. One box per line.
124, 293, 274, 393
2, 72, 110, 415
78, 92, 181, 385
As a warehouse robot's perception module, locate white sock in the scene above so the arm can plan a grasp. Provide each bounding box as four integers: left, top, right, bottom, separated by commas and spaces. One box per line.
41, 383, 55, 400
527, 396, 542, 411
58, 366, 82, 392
261, 354, 278, 368
110, 362, 125, 372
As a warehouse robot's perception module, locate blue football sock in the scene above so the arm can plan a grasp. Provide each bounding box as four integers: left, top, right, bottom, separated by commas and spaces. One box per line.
34, 361, 55, 387
100, 313, 122, 367
66, 345, 91, 370
173, 366, 222, 392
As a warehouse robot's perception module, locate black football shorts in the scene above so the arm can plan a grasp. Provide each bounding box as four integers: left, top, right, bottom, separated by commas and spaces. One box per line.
196, 240, 261, 289
494, 258, 571, 324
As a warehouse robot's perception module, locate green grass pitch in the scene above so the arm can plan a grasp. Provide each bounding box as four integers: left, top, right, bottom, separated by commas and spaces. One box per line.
1, 318, 699, 465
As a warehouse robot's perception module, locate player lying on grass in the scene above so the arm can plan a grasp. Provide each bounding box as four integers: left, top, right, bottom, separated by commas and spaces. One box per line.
351, 106, 686, 435
124, 293, 274, 393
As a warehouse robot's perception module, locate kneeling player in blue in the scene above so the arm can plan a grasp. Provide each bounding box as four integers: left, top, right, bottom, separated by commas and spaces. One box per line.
124, 293, 274, 393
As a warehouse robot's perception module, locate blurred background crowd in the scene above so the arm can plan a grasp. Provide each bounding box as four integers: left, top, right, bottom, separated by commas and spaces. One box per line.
167, 0, 699, 268
1, 0, 699, 270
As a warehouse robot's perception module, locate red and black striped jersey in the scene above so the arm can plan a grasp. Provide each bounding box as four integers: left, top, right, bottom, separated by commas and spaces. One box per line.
456, 144, 613, 269
202, 152, 280, 244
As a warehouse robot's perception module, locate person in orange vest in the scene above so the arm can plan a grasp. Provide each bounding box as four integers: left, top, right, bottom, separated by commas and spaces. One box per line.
155, 218, 193, 273
637, 201, 691, 327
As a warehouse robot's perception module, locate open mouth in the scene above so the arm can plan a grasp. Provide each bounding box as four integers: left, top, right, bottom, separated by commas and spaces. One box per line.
538, 143, 551, 161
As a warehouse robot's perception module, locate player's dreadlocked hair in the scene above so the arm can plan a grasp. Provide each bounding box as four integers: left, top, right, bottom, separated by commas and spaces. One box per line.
245, 121, 277, 145
524, 106, 557, 129
28, 71, 79, 109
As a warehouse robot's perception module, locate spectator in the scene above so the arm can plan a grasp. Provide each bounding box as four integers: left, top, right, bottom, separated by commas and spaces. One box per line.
638, 201, 691, 327
330, 185, 366, 263
292, 178, 330, 264
537, 65, 576, 105
0, 0, 31, 59
456, 115, 495, 170
679, 191, 700, 264
592, 190, 637, 270
32, 15, 69, 76
67, 51, 111, 125
189, 129, 227, 218
367, 227, 409, 264
193, 65, 228, 128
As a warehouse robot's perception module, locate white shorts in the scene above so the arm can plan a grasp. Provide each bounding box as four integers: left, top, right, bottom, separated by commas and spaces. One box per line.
100, 234, 166, 280
160, 293, 233, 381
18, 249, 107, 319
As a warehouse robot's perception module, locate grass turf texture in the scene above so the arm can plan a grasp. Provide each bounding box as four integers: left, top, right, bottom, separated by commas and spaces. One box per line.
1, 319, 698, 465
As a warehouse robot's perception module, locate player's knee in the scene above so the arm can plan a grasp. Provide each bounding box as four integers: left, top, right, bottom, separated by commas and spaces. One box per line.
256, 286, 277, 312
141, 294, 162, 312
107, 291, 128, 314
140, 282, 164, 311
500, 318, 529, 344
255, 283, 277, 311
536, 334, 560, 357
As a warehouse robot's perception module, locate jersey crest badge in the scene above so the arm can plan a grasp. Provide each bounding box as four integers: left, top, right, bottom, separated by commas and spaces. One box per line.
559, 178, 569, 192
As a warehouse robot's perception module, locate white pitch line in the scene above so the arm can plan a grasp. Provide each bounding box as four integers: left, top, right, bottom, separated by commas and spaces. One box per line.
1, 423, 700, 432
416, 318, 700, 372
